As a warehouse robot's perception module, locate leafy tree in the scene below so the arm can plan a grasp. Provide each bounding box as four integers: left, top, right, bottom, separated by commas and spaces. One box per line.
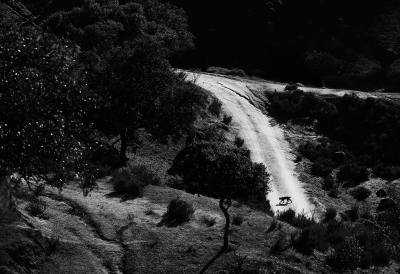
0, 23, 98, 189
44, 0, 197, 166
168, 141, 270, 273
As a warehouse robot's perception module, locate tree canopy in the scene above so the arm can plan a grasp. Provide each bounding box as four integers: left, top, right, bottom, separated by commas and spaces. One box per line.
44, 0, 200, 166
0, 22, 97, 187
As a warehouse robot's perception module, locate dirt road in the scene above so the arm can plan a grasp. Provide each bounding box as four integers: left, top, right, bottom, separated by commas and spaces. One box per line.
186, 72, 315, 214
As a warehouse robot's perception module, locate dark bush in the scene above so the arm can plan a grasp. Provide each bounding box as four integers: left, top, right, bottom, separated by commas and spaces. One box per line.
25, 197, 46, 217
234, 136, 245, 148
292, 229, 315, 256
350, 186, 372, 201
111, 164, 160, 197
328, 187, 339, 198
222, 114, 233, 125
231, 214, 244, 226
276, 208, 316, 229
373, 163, 400, 180
324, 207, 337, 221
346, 205, 359, 222
326, 236, 363, 271
166, 176, 184, 190
267, 219, 279, 232
322, 175, 335, 190
338, 163, 369, 186
311, 158, 334, 178
202, 216, 216, 227
165, 197, 195, 224
208, 97, 222, 116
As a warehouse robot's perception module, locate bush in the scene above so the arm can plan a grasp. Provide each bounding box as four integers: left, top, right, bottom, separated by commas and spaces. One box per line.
276, 208, 316, 229
322, 175, 335, 190
328, 187, 339, 198
324, 207, 337, 221
165, 197, 195, 224
338, 163, 369, 186
350, 186, 372, 201
326, 236, 363, 271
25, 197, 46, 217
111, 164, 160, 197
202, 216, 216, 227
311, 160, 333, 178
234, 136, 245, 148
166, 176, 184, 190
292, 229, 315, 256
346, 205, 359, 222
231, 214, 244, 226
222, 114, 233, 125
267, 219, 279, 232
208, 97, 222, 116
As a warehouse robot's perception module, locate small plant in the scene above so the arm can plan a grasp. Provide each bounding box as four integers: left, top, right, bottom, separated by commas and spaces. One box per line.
222, 114, 233, 125
165, 197, 195, 224
267, 219, 279, 232
326, 236, 363, 271
276, 208, 316, 229
234, 136, 245, 148
350, 186, 371, 201
166, 175, 184, 190
328, 187, 339, 198
145, 209, 155, 215
324, 207, 337, 221
202, 215, 217, 227
231, 214, 244, 226
323, 175, 335, 190
48, 235, 60, 254
291, 229, 315, 256
208, 97, 222, 116
25, 197, 46, 218
270, 232, 287, 254
346, 205, 359, 222
33, 183, 45, 196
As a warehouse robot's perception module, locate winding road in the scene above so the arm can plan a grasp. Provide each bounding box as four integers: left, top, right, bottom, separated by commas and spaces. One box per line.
186, 72, 315, 214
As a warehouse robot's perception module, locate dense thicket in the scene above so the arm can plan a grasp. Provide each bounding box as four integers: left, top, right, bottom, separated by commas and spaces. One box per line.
267, 90, 400, 182
44, 0, 204, 166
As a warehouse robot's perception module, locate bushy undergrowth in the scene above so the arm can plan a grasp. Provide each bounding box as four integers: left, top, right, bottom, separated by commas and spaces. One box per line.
350, 186, 372, 201
25, 197, 47, 218
267, 91, 400, 183
276, 208, 316, 229
111, 164, 160, 197
207, 67, 247, 77
208, 97, 222, 116
165, 197, 195, 224
231, 214, 244, 226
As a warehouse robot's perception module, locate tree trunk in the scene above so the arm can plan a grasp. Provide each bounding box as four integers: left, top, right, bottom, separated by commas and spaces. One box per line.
119, 128, 128, 167
199, 197, 231, 274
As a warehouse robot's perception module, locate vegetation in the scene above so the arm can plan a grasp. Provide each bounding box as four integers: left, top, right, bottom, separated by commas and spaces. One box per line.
164, 197, 195, 224
268, 91, 400, 184
168, 140, 270, 273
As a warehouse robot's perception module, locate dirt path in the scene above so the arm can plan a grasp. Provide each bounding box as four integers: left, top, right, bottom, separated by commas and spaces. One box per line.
187, 72, 314, 214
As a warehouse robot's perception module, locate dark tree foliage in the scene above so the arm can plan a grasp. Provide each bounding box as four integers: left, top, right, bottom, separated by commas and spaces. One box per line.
168, 141, 270, 273
268, 91, 400, 182
44, 0, 199, 166
0, 22, 97, 188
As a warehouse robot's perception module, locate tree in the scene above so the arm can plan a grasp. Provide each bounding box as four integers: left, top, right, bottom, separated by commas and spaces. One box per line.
44, 0, 197, 167
168, 141, 270, 273
0, 22, 97, 189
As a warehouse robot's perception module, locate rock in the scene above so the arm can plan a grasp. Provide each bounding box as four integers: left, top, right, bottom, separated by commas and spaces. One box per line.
333, 151, 346, 163
377, 198, 397, 212
376, 188, 387, 198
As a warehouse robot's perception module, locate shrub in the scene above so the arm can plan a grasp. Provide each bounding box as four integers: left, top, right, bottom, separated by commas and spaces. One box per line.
328, 187, 339, 198
208, 97, 222, 116
165, 197, 195, 224
231, 214, 244, 226
350, 186, 372, 201
322, 175, 335, 190
202, 216, 216, 227
326, 236, 363, 271
166, 176, 184, 190
311, 161, 333, 178
234, 136, 245, 148
111, 164, 160, 197
324, 207, 337, 221
25, 197, 46, 217
276, 208, 316, 229
292, 229, 315, 256
338, 163, 369, 186
48, 235, 60, 254
346, 205, 359, 222
267, 219, 279, 232
222, 114, 233, 125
